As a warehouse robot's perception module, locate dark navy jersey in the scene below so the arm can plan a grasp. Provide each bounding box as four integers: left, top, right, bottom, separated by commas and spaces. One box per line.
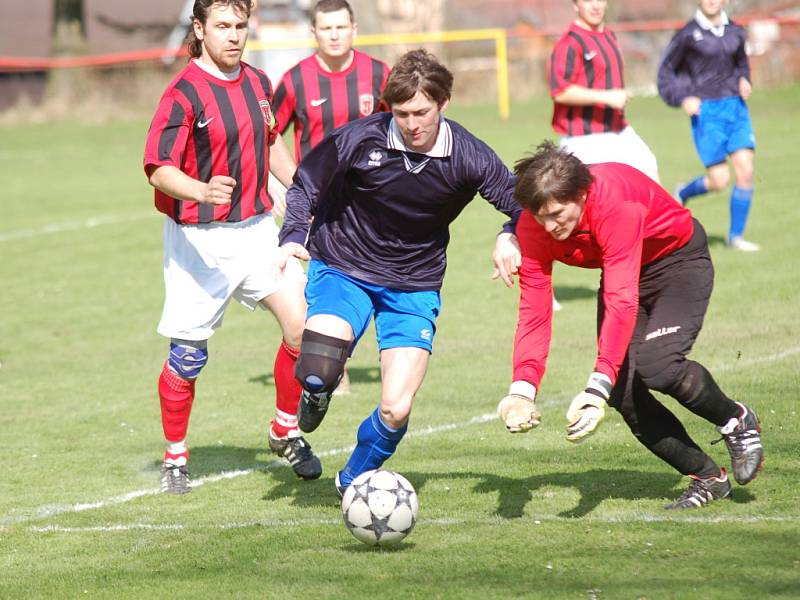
657, 16, 750, 107
279, 112, 520, 291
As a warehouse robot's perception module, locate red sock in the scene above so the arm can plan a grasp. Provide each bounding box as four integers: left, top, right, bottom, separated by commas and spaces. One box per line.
159, 361, 195, 443
270, 340, 302, 438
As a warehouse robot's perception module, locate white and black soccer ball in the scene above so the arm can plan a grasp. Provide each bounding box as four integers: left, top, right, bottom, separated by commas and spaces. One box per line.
341, 469, 419, 547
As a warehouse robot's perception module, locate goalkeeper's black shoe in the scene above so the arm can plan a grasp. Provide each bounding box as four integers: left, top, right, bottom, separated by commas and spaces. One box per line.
269, 430, 322, 480
664, 469, 732, 510
713, 402, 764, 485
297, 390, 332, 433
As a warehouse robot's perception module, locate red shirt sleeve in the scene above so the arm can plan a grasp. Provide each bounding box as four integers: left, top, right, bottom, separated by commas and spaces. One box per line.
590, 199, 646, 384
143, 90, 194, 174
272, 71, 296, 135
512, 213, 555, 387
548, 37, 584, 97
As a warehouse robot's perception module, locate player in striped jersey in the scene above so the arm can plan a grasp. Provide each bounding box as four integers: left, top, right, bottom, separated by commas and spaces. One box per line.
272, 0, 391, 163
547, 0, 659, 182
144, 0, 322, 494
271, 0, 390, 393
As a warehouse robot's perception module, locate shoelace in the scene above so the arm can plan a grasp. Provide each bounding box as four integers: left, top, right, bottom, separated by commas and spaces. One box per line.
165, 463, 189, 479
288, 438, 315, 463
676, 479, 713, 504
710, 425, 758, 450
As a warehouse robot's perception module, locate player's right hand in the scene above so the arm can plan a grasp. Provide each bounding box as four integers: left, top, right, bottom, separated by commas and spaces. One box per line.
201, 175, 236, 205
498, 387, 541, 434
681, 96, 701, 116
277, 242, 311, 271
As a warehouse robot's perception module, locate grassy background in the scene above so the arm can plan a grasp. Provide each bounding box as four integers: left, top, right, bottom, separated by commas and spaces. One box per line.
1, 86, 799, 599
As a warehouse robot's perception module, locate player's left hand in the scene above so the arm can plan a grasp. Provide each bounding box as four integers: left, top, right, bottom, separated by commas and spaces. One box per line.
277, 242, 310, 271
491, 232, 522, 287
498, 381, 540, 433
739, 77, 752, 100
566, 372, 613, 443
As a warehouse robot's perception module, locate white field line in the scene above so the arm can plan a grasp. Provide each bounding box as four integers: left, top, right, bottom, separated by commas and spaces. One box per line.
715, 345, 800, 372
0, 413, 497, 527
0, 213, 158, 242
27, 513, 800, 535
4, 343, 798, 528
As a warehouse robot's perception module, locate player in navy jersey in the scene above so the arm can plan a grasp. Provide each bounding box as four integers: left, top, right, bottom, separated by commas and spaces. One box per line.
658, 0, 759, 251
144, 0, 323, 494
498, 142, 763, 509
272, 0, 391, 163
278, 49, 523, 495
548, 0, 659, 182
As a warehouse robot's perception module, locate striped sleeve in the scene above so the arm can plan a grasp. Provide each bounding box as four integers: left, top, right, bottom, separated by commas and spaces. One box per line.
272, 70, 295, 135
143, 90, 193, 174
548, 39, 582, 97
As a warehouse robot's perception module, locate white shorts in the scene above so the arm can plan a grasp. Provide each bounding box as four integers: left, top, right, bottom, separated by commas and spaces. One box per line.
157, 213, 306, 341
559, 126, 660, 182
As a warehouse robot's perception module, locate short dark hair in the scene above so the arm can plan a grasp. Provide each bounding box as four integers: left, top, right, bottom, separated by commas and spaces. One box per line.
188, 0, 253, 59
382, 49, 454, 107
311, 0, 354, 26
513, 140, 594, 213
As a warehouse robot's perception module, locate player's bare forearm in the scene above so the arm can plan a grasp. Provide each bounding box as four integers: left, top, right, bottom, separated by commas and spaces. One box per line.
147, 165, 234, 205
554, 85, 629, 109
269, 135, 297, 188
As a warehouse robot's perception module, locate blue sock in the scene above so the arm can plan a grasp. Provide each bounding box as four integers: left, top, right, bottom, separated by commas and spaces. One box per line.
679, 175, 708, 204
729, 186, 753, 240
339, 407, 407, 487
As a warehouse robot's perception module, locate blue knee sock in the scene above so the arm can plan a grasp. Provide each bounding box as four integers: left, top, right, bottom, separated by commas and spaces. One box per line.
339, 407, 407, 487
679, 175, 708, 204
729, 186, 753, 240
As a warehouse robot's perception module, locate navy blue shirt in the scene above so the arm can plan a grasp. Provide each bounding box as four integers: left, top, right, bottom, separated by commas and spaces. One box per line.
657, 17, 750, 107
279, 112, 520, 291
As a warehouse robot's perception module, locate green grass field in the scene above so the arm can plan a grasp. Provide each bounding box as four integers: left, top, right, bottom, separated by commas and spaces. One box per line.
1, 86, 799, 599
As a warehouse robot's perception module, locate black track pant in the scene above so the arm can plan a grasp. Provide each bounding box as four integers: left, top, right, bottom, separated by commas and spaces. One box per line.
599, 219, 740, 477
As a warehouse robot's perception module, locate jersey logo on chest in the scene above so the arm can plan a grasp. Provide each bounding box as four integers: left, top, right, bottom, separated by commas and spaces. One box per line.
368, 150, 383, 167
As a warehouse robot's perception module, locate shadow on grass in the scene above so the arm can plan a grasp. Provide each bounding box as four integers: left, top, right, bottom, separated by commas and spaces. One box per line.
263, 467, 756, 518
249, 365, 381, 387
706, 233, 728, 248
552, 285, 596, 303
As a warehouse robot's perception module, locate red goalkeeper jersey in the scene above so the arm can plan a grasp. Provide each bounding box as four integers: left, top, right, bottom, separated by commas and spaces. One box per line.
512, 163, 694, 387
144, 60, 278, 224
272, 50, 390, 161
548, 22, 627, 136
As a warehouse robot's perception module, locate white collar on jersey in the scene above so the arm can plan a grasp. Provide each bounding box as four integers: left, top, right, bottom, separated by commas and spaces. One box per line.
387, 117, 453, 158
694, 9, 729, 38
192, 58, 241, 81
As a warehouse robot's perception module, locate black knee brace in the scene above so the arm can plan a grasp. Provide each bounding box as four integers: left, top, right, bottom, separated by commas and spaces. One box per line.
295, 330, 351, 394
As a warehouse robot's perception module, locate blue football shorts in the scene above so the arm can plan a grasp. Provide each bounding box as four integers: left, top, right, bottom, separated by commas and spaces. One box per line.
305, 259, 441, 352
691, 96, 756, 168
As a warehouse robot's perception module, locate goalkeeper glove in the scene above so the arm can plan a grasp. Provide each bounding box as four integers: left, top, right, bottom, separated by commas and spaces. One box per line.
565, 372, 613, 443
498, 381, 541, 433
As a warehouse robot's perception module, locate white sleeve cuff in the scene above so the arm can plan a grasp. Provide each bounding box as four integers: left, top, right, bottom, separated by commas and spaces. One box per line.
586, 372, 613, 398
508, 380, 537, 400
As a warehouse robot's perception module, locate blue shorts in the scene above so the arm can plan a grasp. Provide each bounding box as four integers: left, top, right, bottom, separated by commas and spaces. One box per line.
691, 96, 756, 168
305, 260, 441, 352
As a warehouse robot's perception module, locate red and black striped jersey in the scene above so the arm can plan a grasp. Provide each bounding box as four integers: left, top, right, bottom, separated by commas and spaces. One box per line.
547, 23, 628, 136
272, 50, 390, 161
143, 60, 278, 224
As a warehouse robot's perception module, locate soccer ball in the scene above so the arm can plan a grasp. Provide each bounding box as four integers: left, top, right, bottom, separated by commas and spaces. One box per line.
341, 469, 419, 547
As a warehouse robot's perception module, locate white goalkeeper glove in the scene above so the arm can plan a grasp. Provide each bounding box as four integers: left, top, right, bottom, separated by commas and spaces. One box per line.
565, 372, 613, 443
498, 381, 541, 433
